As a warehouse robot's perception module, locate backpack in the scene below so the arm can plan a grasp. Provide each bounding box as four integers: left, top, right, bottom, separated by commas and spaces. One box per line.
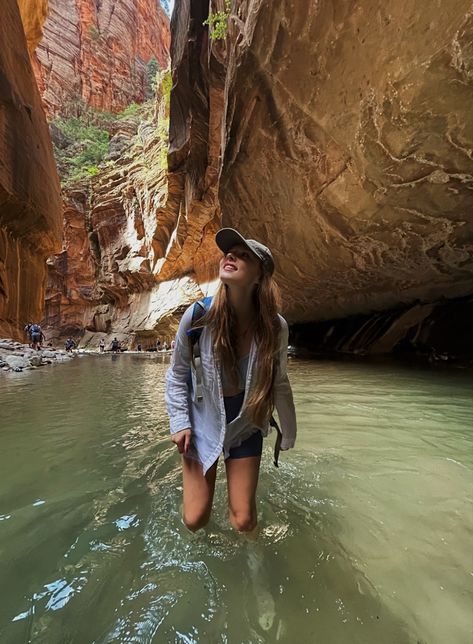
185, 296, 283, 467
185, 296, 213, 403
30, 324, 40, 334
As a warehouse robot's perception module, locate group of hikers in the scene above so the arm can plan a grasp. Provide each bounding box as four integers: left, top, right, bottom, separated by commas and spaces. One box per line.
108, 337, 175, 353
24, 323, 77, 352
24, 323, 46, 350
155, 339, 174, 351
24, 323, 175, 354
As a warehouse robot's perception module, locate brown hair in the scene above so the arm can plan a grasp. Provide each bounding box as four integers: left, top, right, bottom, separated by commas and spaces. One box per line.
192, 271, 281, 426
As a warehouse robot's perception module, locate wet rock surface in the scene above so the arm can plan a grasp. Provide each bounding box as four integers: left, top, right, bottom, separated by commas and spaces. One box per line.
0, 340, 74, 373
169, 0, 473, 323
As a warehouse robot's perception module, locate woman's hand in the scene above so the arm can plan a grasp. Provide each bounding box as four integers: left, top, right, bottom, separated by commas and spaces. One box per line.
171, 428, 192, 454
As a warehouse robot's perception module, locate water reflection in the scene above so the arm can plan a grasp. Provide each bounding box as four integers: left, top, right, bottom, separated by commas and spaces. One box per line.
0, 356, 471, 643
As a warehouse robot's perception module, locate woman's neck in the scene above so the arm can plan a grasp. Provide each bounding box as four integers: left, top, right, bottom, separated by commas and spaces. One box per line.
227, 285, 255, 325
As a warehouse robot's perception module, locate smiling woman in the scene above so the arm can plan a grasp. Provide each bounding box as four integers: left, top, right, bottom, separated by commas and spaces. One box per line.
165, 227, 297, 533
220, 245, 261, 289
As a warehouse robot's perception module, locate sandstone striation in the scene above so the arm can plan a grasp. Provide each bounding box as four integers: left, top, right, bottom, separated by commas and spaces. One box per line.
169, 0, 473, 325
32, 0, 171, 115
0, 0, 62, 340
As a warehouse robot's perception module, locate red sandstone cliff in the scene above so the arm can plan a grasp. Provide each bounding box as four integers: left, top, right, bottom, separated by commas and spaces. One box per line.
33, 0, 170, 115
32, 0, 178, 344
38, 0, 473, 358
0, 0, 62, 340
44, 83, 208, 346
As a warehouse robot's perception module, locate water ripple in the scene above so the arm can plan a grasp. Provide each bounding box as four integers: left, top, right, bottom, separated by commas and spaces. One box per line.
0, 356, 471, 643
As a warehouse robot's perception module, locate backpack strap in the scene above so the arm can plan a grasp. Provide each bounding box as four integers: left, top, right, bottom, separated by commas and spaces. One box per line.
270, 415, 283, 467
186, 296, 213, 402
186, 296, 212, 344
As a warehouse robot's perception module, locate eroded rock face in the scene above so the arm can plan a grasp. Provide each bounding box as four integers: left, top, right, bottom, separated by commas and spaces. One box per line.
169, 0, 473, 324
40, 0, 473, 353
44, 91, 207, 346
33, 0, 180, 344
0, 0, 62, 340
33, 0, 170, 115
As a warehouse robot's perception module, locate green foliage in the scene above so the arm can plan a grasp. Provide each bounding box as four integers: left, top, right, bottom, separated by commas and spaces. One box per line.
156, 118, 169, 142
203, 0, 231, 40
158, 144, 168, 171
160, 70, 172, 106
88, 25, 100, 40
153, 69, 172, 117
51, 114, 109, 185
146, 57, 159, 97
117, 102, 142, 119
50, 97, 165, 186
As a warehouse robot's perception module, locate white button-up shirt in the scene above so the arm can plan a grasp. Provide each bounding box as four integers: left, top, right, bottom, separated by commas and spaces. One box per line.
165, 303, 297, 474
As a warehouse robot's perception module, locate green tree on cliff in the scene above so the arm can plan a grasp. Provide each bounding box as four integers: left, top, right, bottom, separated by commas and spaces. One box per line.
204, 0, 231, 40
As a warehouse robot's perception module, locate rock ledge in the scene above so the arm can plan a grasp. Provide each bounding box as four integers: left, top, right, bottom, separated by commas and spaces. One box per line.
0, 340, 74, 373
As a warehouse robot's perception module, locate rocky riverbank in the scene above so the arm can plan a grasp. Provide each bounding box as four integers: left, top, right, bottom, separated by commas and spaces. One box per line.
0, 340, 74, 373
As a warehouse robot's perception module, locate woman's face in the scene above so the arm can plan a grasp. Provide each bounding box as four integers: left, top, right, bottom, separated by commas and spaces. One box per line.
219, 244, 262, 288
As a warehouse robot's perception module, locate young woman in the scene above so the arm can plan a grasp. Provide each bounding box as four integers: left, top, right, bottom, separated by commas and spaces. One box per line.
165, 228, 297, 532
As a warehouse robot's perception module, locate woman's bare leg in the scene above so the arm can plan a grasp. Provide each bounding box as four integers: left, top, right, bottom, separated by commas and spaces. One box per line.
225, 455, 261, 532
181, 456, 218, 532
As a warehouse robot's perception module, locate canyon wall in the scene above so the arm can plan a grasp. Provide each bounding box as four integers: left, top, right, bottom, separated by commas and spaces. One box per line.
29, 0, 473, 359
44, 86, 211, 347
32, 0, 170, 115
168, 0, 473, 325
0, 0, 62, 340
29, 0, 186, 346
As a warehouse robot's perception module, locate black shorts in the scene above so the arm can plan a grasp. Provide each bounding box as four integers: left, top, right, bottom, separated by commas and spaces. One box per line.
228, 430, 263, 459
224, 391, 263, 459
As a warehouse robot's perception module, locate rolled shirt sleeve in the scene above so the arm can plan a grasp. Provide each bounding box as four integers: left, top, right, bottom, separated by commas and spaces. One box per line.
273, 316, 297, 450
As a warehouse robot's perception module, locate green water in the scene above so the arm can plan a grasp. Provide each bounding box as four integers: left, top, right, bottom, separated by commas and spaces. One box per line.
0, 354, 472, 644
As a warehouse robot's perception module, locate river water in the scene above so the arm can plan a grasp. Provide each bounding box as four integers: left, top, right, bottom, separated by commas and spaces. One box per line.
0, 354, 471, 644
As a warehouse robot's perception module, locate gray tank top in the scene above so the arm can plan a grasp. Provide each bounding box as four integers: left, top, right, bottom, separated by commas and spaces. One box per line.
221, 354, 250, 393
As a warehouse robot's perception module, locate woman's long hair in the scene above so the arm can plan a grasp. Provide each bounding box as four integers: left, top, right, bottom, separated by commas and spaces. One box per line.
192, 271, 281, 427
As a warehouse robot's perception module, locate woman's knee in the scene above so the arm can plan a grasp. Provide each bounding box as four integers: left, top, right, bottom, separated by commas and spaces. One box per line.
229, 510, 257, 532
183, 509, 211, 532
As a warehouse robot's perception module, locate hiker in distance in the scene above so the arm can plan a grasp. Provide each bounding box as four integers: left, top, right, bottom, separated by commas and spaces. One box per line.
165, 228, 297, 533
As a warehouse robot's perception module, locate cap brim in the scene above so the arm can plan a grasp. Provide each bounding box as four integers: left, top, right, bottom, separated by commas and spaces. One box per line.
215, 228, 250, 254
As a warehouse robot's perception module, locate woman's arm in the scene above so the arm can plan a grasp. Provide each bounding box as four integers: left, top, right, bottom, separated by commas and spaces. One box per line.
165, 304, 194, 435
273, 316, 297, 450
